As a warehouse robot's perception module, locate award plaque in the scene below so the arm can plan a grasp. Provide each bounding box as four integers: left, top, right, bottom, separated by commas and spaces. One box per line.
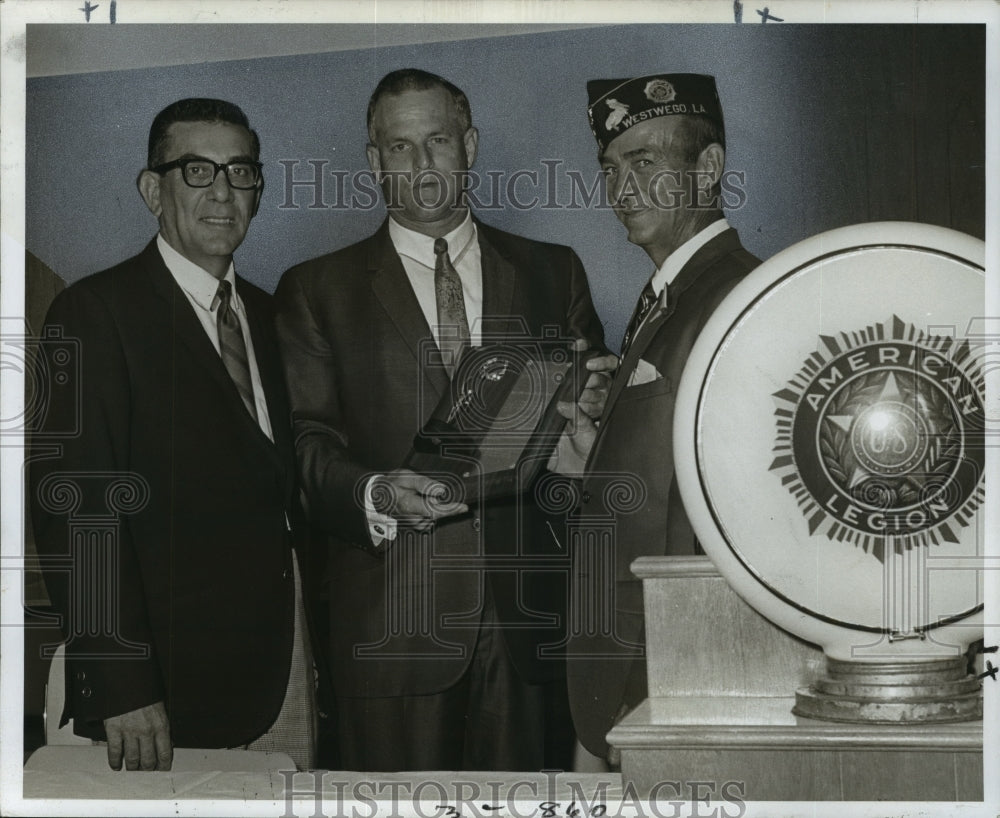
405, 341, 598, 504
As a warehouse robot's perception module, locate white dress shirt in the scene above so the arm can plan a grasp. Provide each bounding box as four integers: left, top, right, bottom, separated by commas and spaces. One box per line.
648, 217, 730, 300
388, 210, 484, 346
156, 234, 274, 442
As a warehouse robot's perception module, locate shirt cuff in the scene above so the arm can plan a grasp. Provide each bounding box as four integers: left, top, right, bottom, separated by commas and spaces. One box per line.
364, 475, 398, 547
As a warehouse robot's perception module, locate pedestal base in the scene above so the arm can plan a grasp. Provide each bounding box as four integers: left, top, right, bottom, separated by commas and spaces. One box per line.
621, 558, 984, 800
794, 656, 982, 723
609, 696, 983, 801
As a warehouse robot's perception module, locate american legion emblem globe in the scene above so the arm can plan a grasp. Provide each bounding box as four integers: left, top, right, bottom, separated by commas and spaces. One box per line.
673, 222, 985, 723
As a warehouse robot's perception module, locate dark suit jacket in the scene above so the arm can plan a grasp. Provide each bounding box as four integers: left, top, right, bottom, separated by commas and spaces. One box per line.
567, 227, 761, 756
31, 239, 298, 748
24, 251, 65, 608
275, 218, 604, 698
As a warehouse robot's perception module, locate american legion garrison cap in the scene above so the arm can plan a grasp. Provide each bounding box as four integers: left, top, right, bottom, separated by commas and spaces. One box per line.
586, 73, 723, 154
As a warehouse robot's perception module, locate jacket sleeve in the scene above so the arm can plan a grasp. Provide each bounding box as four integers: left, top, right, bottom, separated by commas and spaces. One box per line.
564, 247, 607, 352
273, 266, 374, 547
30, 284, 164, 736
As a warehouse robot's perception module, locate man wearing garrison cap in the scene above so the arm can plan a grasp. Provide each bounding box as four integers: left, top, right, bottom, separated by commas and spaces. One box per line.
563, 73, 762, 762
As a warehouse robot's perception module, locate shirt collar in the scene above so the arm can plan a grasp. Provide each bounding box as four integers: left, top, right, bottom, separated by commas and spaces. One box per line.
649, 217, 730, 297
156, 234, 237, 312
388, 211, 476, 270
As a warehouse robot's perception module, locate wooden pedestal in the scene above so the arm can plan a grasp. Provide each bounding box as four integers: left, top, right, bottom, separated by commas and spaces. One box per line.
606, 557, 983, 801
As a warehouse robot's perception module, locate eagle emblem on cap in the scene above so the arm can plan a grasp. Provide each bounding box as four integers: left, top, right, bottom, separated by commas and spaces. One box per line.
644, 79, 676, 103
604, 98, 630, 130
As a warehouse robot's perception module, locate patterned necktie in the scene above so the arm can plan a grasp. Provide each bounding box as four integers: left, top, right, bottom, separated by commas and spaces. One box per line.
434, 237, 470, 376
620, 278, 659, 357
214, 280, 258, 422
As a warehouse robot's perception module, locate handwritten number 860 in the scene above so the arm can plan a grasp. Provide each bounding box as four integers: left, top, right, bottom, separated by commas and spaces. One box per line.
539, 802, 606, 817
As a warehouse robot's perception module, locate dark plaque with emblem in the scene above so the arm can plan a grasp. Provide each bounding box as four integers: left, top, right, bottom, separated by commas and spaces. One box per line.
405, 343, 597, 503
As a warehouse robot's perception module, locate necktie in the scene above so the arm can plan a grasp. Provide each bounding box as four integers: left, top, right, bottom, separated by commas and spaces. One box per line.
434, 237, 470, 376
620, 278, 659, 357
214, 280, 258, 422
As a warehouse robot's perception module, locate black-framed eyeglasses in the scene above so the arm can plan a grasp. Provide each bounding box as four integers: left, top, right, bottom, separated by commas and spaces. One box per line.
150, 157, 263, 190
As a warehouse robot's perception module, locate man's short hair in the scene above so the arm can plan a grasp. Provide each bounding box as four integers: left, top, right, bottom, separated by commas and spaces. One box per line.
674, 115, 726, 165
674, 115, 726, 202
366, 68, 472, 142
147, 98, 260, 168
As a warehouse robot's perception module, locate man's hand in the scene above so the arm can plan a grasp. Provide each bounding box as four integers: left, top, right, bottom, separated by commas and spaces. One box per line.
548, 399, 599, 475
104, 701, 172, 771
576, 345, 619, 420
547, 340, 619, 474
371, 468, 469, 531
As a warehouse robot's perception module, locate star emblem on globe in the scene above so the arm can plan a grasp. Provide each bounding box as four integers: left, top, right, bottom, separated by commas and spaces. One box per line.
820, 369, 952, 511
769, 316, 984, 559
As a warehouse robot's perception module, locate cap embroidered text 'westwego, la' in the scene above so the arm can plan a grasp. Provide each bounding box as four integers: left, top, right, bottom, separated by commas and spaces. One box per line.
586, 73, 723, 153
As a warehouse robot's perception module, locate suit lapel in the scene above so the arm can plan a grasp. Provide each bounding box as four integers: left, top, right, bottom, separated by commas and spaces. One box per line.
243, 301, 285, 443
590, 228, 744, 460
367, 221, 450, 401
478, 225, 516, 323
142, 239, 282, 459
366, 218, 521, 399
241, 289, 293, 474
601, 297, 675, 416
144, 240, 237, 399
668, 227, 744, 303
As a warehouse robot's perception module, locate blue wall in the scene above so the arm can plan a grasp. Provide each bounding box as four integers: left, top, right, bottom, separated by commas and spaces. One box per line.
26, 24, 984, 348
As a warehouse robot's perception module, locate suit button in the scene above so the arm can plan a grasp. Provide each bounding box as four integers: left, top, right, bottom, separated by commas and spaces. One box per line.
76, 671, 86, 681
80, 686, 92, 698
471, 517, 481, 532
282, 568, 292, 580
582, 491, 591, 504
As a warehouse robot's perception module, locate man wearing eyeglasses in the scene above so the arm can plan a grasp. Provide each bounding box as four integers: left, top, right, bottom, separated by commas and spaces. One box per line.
32, 98, 314, 771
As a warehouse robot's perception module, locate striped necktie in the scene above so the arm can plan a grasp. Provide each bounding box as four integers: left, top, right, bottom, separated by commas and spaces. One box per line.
434, 237, 470, 376
620, 279, 658, 357
214, 280, 258, 422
